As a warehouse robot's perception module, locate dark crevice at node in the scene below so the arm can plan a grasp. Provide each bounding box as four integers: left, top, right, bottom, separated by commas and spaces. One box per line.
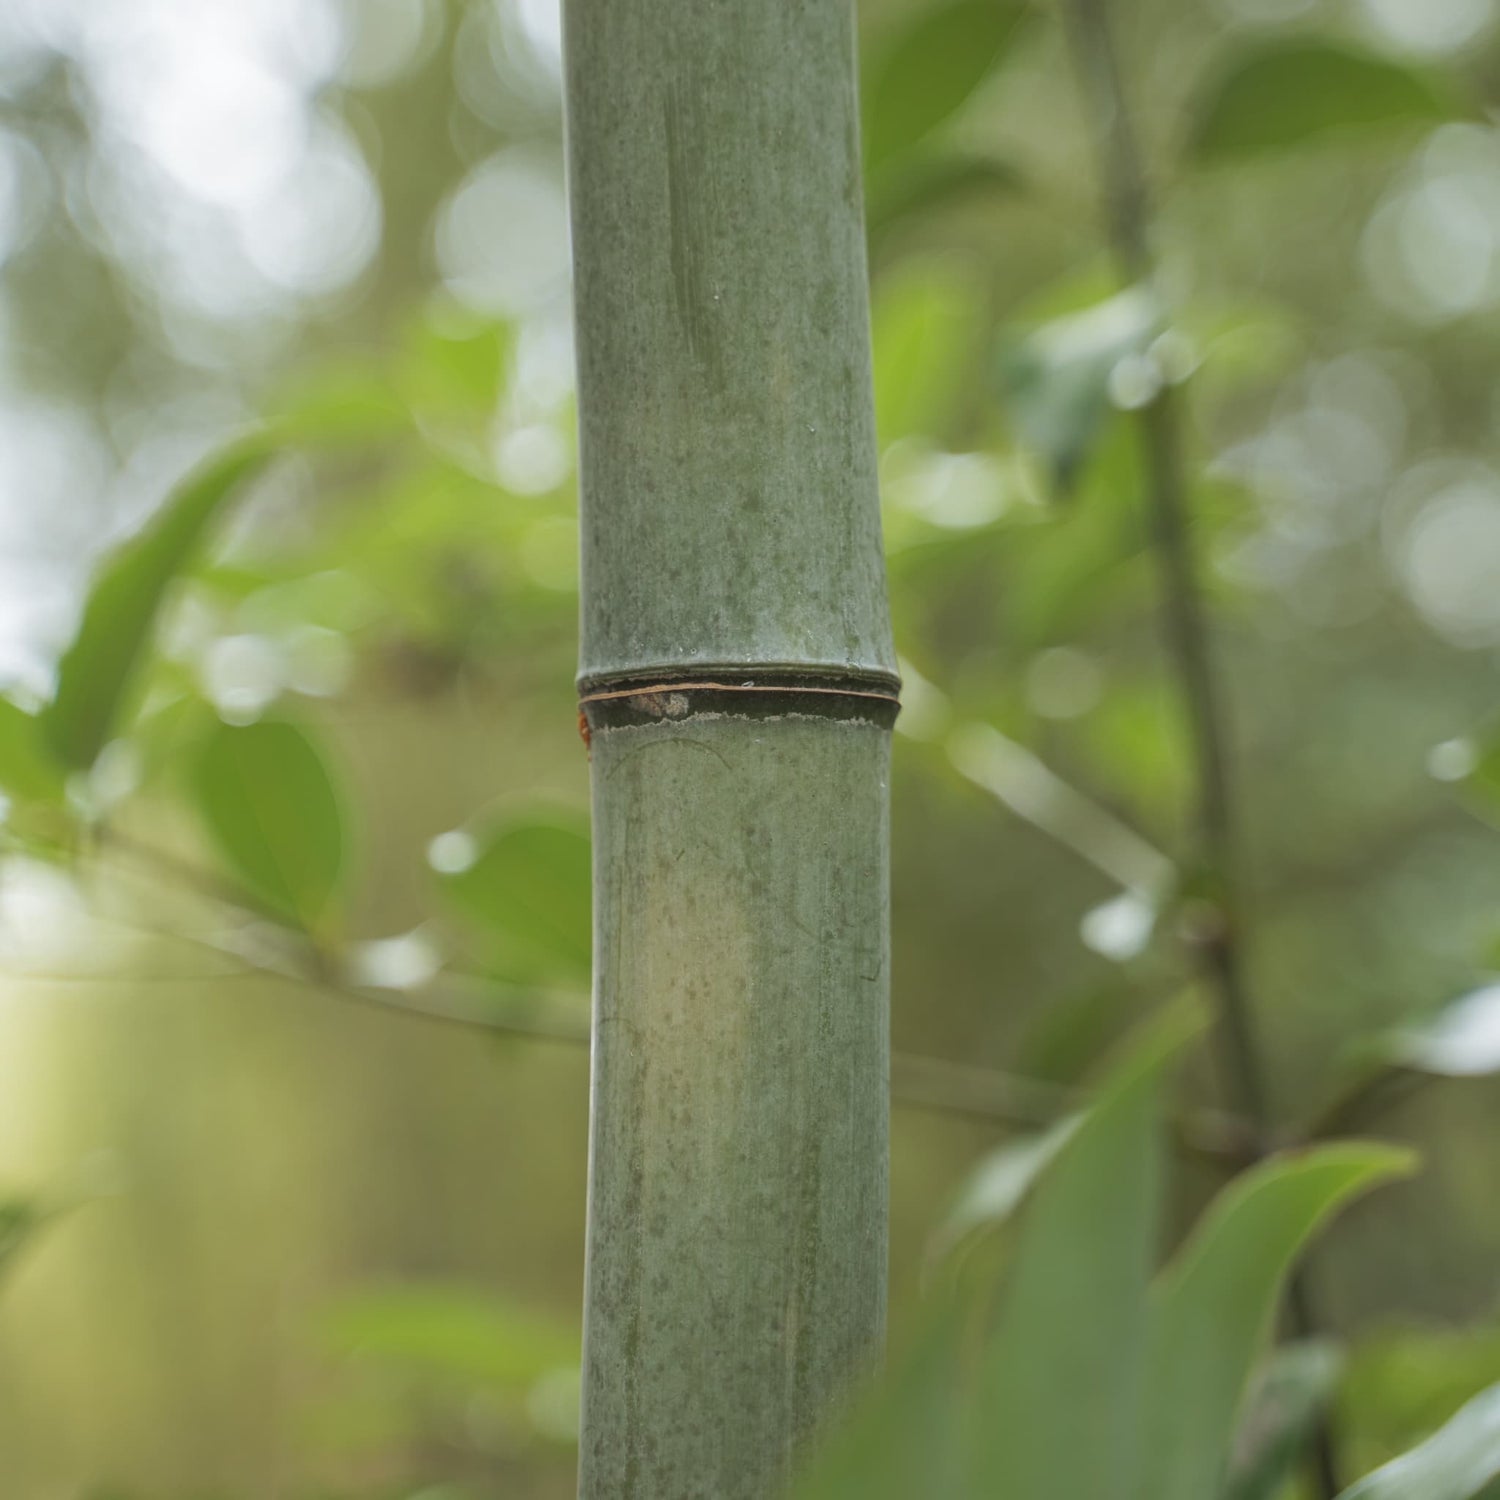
576, 665, 902, 699
579, 670, 901, 733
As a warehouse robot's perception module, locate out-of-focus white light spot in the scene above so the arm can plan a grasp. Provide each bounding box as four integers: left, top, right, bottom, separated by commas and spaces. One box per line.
240, 118, 381, 297
201, 633, 286, 723
337, 0, 443, 87
282, 625, 352, 699
514, 0, 563, 69
519, 516, 579, 592
1398, 177, 1496, 314
345, 929, 443, 991
1107, 351, 1163, 411
1309, 354, 1409, 474
437, 150, 569, 316
526, 1366, 581, 1443
159, 590, 223, 664
1080, 890, 1156, 962
512, 313, 577, 416
1364, 126, 1500, 322
86, 739, 142, 814
1027, 647, 1103, 721
1393, 984, 1500, 1074
0, 562, 75, 701
0, 859, 105, 970
1360, 0, 1492, 56
0, 129, 46, 265
494, 423, 571, 495
893, 656, 951, 743
0, 398, 109, 548
886, 449, 1008, 530
1427, 737, 1478, 781
427, 828, 477, 874
1150, 329, 1200, 386
1402, 477, 1500, 645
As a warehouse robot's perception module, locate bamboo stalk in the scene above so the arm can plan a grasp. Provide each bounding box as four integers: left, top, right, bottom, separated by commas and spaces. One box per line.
561, 3, 898, 1496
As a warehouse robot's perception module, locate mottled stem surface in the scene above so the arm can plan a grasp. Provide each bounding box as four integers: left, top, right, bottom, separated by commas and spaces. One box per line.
562, 2, 896, 1496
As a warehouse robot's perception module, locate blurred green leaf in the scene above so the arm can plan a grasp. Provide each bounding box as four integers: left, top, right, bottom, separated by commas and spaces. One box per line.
194, 715, 348, 932
1186, 43, 1450, 162
267, 362, 411, 447
873, 262, 986, 449
792, 1291, 969, 1500
1134, 1144, 1415, 1500
323, 1283, 578, 1389
972, 1006, 1201, 1498
400, 312, 513, 449
1460, 739, 1500, 830
999, 287, 1161, 494
42, 436, 274, 771
1344, 1325, 1500, 1468
863, 0, 1029, 170
1380, 985, 1500, 1078
929, 1115, 1079, 1263
435, 814, 591, 979
0, 696, 65, 805
1340, 1381, 1500, 1500
868, 154, 1025, 243
0, 1197, 44, 1283
1228, 1341, 1345, 1500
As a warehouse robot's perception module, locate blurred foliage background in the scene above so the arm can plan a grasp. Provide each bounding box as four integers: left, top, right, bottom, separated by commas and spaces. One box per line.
3, 0, 1500, 1495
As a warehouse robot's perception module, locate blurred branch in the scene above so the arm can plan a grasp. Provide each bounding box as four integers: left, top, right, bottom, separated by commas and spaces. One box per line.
1060, 3, 1343, 1494
946, 720, 1174, 896
93, 831, 1258, 1161
1302, 1064, 1434, 1141
893, 1050, 1256, 1167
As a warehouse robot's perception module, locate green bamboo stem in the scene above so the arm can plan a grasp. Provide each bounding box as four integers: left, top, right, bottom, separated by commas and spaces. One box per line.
561, 3, 897, 1496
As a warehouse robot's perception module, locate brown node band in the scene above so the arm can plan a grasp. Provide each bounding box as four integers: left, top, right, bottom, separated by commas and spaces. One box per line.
578, 680, 902, 708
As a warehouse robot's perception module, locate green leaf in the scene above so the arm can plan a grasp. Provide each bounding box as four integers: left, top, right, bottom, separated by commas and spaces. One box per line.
927, 1115, 1079, 1264
972, 1006, 1203, 1499
863, 0, 1029, 171
1186, 43, 1451, 163
999, 286, 1161, 494
0, 1198, 44, 1284
0, 697, 65, 805
872, 262, 985, 448
1134, 1144, 1417, 1500
1345, 1324, 1500, 1459
1228, 1342, 1345, 1500
194, 715, 348, 932
435, 814, 592, 978
867, 154, 1025, 243
42, 436, 274, 771
1382, 985, 1500, 1077
322, 1283, 578, 1389
1341, 1381, 1500, 1500
267, 362, 411, 447
792, 1292, 969, 1500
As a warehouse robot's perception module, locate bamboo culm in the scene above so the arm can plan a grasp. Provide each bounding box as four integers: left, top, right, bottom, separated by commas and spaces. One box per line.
561, 2, 898, 1497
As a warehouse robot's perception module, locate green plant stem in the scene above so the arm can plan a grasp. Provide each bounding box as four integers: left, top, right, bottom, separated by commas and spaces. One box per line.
1059, 2, 1342, 1495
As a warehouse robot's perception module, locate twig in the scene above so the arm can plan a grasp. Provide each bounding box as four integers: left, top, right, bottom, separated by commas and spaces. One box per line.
893, 1050, 1256, 1166
1059, 3, 1342, 1492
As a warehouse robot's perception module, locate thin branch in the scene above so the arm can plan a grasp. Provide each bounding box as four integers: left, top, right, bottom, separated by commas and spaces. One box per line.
946, 720, 1174, 896
1059, 4, 1342, 1493
893, 1050, 1256, 1167
93, 830, 1222, 1141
